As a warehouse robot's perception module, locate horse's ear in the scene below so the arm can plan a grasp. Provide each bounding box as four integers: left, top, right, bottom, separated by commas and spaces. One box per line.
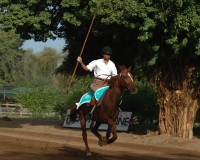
117, 65, 123, 72
128, 66, 132, 71
117, 65, 122, 68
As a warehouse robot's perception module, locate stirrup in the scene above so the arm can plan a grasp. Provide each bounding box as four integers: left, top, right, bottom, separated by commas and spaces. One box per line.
85, 104, 96, 121
85, 112, 93, 121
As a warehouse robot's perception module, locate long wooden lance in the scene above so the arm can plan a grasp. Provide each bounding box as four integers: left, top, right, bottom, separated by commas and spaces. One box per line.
66, 7, 98, 95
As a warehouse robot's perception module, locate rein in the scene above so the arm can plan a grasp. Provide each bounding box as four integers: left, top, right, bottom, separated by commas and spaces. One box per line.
94, 74, 113, 85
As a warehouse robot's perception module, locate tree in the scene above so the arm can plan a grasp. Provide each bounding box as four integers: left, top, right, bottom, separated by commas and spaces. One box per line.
0, 0, 60, 41
15, 47, 61, 87
37, 47, 60, 75
0, 30, 24, 87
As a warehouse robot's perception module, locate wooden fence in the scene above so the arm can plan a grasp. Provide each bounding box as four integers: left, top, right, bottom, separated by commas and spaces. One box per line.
0, 103, 30, 117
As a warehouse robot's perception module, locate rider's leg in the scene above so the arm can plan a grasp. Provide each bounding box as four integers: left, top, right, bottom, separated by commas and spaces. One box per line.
101, 124, 112, 144
90, 96, 96, 106
106, 124, 112, 138
107, 121, 117, 144
102, 120, 118, 144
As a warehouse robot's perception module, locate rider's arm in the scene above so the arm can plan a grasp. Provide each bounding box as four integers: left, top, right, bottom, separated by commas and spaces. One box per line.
111, 63, 118, 76
80, 62, 89, 71
77, 56, 89, 71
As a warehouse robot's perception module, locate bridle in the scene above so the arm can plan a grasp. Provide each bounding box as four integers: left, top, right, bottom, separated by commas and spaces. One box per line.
118, 71, 135, 90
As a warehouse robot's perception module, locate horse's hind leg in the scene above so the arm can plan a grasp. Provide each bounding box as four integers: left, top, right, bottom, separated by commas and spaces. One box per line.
66, 105, 77, 124
79, 110, 91, 157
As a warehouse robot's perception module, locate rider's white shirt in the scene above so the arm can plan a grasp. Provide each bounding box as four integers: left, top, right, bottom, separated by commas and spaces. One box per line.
87, 59, 117, 79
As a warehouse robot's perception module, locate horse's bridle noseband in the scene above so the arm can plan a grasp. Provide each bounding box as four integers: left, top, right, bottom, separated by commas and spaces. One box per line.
119, 72, 134, 90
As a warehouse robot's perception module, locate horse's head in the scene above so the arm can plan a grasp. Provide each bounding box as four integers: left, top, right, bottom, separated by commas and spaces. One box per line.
117, 65, 138, 94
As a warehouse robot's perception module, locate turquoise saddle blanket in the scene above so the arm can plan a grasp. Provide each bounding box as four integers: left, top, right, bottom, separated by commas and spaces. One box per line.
76, 86, 109, 109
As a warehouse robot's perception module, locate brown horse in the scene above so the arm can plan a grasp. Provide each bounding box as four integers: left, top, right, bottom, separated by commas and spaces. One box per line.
68, 65, 138, 156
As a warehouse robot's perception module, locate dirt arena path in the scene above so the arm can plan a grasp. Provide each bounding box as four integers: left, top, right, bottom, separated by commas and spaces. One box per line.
0, 118, 200, 160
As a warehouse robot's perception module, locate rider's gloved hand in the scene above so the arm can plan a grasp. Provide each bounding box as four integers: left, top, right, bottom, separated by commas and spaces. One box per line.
77, 56, 82, 63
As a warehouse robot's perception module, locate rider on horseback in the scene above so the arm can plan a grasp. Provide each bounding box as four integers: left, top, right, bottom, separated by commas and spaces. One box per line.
77, 46, 117, 107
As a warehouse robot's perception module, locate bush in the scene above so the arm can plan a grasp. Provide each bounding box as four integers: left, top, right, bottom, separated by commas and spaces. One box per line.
15, 87, 65, 118
120, 82, 159, 124
14, 75, 93, 119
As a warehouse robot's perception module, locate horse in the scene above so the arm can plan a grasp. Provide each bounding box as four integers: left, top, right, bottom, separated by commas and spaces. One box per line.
68, 65, 138, 157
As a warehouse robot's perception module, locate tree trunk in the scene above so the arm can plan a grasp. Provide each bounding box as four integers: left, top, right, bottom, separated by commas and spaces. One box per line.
157, 68, 199, 138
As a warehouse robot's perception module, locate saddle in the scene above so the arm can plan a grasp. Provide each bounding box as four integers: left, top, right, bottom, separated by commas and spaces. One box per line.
76, 86, 109, 109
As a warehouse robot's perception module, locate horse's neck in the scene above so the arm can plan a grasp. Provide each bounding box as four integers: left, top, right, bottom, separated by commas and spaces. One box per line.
109, 76, 124, 96
110, 85, 123, 98
114, 78, 123, 90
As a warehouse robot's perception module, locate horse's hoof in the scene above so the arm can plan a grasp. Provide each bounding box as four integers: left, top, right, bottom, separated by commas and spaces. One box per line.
86, 152, 92, 157
98, 137, 107, 146
102, 140, 107, 146
102, 137, 108, 146
98, 140, 103, 146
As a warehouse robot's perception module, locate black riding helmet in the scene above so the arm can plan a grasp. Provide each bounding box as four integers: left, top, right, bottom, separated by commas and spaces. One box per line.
101, 46, 112, 55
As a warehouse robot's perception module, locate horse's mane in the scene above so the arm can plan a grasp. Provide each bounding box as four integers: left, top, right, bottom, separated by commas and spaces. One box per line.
108, 75, 119, 87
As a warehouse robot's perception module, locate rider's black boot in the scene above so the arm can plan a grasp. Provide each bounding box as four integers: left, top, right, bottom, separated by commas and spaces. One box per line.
85, 98, 96, 120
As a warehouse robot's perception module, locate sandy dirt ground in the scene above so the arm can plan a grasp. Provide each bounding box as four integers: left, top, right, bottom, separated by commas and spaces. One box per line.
0, 117, 200, 160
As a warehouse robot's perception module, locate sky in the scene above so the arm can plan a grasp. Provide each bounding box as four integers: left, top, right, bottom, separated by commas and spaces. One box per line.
21, 38, 66, 53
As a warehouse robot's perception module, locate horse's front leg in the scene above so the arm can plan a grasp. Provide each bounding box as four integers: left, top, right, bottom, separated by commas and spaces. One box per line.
91, 121, 104, 146
79, 110, 91, 157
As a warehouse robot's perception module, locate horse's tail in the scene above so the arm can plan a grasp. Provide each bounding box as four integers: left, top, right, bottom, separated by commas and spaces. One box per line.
69, 106, 77, 122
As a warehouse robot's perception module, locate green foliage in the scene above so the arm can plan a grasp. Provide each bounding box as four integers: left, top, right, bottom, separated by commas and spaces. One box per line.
0, 0, 55, 41
195, 39, 200, 55
14, 47, 61, 87
148, 54, 158, 66
37, 47, 60, 75
121, 81, 159, 124
15, 86, 65, 117
0, 30, 24, 87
